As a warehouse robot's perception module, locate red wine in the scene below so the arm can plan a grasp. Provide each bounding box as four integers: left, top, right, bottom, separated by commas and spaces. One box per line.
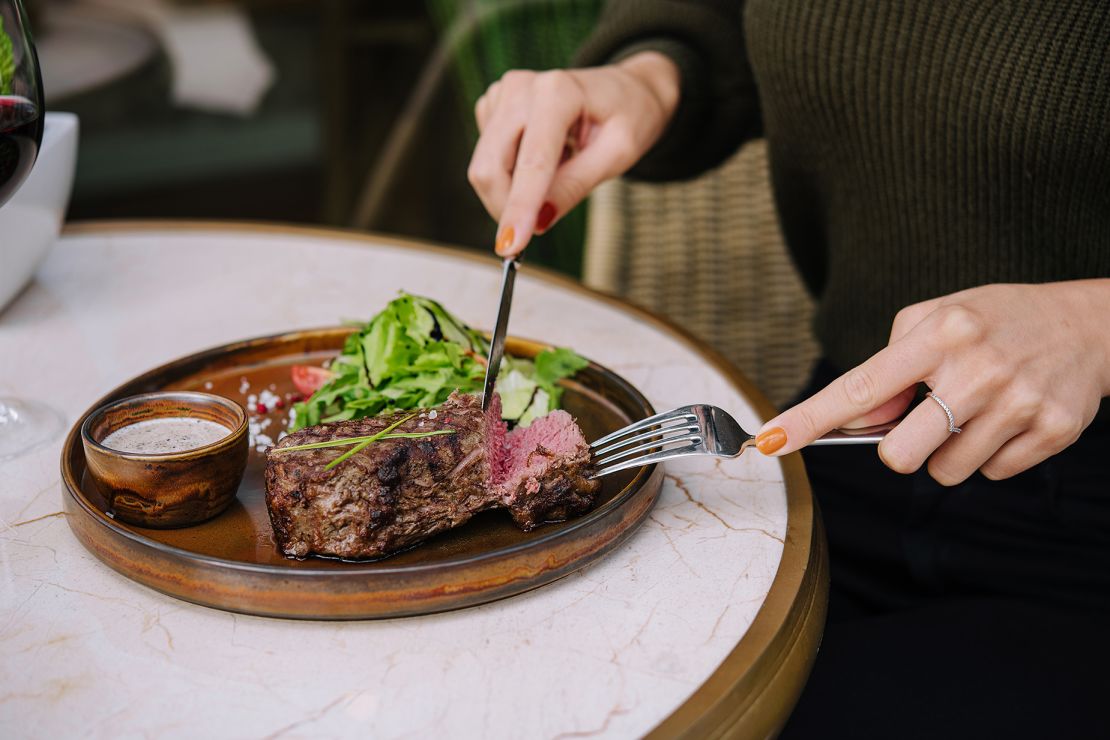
0, 95, 42, 208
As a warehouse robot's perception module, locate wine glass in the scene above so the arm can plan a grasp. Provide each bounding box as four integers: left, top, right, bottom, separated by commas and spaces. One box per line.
0, 0, 61, 460
0, 0, 42, 206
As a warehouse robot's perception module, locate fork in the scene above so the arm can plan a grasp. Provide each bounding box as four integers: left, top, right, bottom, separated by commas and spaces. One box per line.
590, 404, 897, 478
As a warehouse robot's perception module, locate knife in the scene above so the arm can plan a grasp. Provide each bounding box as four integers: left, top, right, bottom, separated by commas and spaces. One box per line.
481, 258, 519, 411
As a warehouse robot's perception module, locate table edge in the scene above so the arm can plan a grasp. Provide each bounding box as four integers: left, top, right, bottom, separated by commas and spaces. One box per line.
60, 219, 828, 736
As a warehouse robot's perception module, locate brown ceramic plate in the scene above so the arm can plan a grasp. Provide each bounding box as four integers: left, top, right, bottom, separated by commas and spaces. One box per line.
61, 328, 661, 620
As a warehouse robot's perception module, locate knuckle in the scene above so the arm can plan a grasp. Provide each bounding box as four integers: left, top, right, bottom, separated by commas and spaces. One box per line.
536, 69, 576, 96
1039, 406, 1083, 447
980, 460, 1018, 481
934, 304, 985, 347
841, 367, 878, 409
794, 404, 822, 439
891, 303, 927, 338
893, 306, 914, 324
927, 459, 967, 487
877, 438, 920, 475
890, 307, 914, 339
975, 348, 1012, 387
516, 150, 553, 173
606, 132, 639, 165
500, 69, 533, 87
1005, 384, 1042, 423
467, 161, 493, 188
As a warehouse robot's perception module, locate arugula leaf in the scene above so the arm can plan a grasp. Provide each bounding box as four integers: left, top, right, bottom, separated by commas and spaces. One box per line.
289, 293, 589, 431
536, 347, 590, 385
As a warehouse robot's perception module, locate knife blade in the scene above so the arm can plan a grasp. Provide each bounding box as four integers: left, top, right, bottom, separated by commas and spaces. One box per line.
481, 258, 519, 411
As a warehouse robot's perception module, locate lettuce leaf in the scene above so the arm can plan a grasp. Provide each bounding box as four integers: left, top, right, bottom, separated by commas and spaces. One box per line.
289, 293, 587, 431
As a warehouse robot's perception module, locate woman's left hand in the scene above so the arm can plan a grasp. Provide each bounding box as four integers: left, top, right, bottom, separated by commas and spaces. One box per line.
755, 280, 1110, 485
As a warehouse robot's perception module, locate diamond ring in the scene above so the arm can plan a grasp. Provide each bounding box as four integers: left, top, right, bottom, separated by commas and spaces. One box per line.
926, 392, 962, 434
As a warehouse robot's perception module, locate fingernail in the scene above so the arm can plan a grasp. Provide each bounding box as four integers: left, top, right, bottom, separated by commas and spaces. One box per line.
535, 202, 556, 233
755, 427, 787, 455
495, 225, 515, 255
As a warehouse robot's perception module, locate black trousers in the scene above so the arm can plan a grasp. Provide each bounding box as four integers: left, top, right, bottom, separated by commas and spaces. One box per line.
780, 361, 1110, 739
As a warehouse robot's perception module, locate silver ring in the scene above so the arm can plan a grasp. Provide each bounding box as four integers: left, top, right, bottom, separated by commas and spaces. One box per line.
926, 392, 962, 434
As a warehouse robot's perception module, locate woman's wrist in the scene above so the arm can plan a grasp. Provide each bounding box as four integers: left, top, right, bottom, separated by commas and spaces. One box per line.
1038, 278, 1110, 396
615, 51, 681, 124
1065, 278, 1110, 396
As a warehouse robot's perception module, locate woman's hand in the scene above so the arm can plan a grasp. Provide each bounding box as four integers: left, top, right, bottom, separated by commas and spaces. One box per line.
468, 51, 680, 257
755, 280, 1110, 485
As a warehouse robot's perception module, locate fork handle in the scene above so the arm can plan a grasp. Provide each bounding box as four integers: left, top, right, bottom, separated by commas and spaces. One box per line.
809, 420, 898, 445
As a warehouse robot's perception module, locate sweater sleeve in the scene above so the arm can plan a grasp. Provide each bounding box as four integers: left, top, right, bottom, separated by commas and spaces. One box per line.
573, 0, 760, 181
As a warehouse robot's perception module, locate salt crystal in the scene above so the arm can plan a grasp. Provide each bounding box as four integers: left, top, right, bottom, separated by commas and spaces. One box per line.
255, 434, 273, 451
428, 410, 438, 419
239, 378, 250, 394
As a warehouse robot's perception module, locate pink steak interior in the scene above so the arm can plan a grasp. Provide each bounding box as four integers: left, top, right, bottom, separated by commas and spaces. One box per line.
484, 395, 590, 499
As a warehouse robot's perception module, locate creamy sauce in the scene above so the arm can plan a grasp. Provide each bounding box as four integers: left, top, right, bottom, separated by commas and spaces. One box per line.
101, 418, 230, 454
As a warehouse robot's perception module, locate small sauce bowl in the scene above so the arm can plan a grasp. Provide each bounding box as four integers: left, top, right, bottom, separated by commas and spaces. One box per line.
81, 391, 249, 529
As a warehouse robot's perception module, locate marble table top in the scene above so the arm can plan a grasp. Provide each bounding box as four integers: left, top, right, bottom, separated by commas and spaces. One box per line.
0, 222, 805, 738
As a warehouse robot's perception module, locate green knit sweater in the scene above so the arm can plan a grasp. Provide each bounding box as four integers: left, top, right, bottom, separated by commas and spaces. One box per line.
577, 1, 1110, 371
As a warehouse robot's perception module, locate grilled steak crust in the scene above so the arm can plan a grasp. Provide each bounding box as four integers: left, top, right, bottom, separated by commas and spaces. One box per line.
265, 393, 495, 559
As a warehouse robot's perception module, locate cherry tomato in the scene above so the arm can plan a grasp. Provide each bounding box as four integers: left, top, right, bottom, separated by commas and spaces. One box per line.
291, 365, 335, 397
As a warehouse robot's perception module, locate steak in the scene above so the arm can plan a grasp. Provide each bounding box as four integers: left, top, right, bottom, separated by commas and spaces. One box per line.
265, 392, 600, 559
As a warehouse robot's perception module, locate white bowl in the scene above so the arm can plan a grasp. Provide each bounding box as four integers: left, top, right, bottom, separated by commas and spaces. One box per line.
0, 112, 80, 311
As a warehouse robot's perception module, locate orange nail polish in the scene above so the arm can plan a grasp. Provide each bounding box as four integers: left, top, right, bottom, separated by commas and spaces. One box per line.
536, 202, 556, 233
755, 427, 787, 455
495, 226, 515, 255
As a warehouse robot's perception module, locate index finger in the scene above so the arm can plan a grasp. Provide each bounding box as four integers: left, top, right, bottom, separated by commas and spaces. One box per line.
755, 335, 939, 455
495, 73, 583, 256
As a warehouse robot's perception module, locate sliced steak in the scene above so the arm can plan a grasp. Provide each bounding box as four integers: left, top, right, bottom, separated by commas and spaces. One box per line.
265, 391, 600, 560
495, 410, 599, 530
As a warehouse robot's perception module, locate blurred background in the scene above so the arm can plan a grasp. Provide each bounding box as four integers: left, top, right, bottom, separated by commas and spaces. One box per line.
29, 0, 819, 406
31, 0, 601, 276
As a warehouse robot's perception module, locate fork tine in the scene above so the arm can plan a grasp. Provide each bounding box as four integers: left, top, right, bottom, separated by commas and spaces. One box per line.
591, 442, 700, 479
590, 406, 699, 448
592, 431, 702, 467
592, 423, 700, 457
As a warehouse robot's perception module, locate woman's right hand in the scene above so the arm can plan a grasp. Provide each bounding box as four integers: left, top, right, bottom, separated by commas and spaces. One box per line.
467, 51, 681, 257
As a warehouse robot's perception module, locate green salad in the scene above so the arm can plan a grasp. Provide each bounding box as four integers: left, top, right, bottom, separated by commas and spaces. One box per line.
289, 293, 588, 432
